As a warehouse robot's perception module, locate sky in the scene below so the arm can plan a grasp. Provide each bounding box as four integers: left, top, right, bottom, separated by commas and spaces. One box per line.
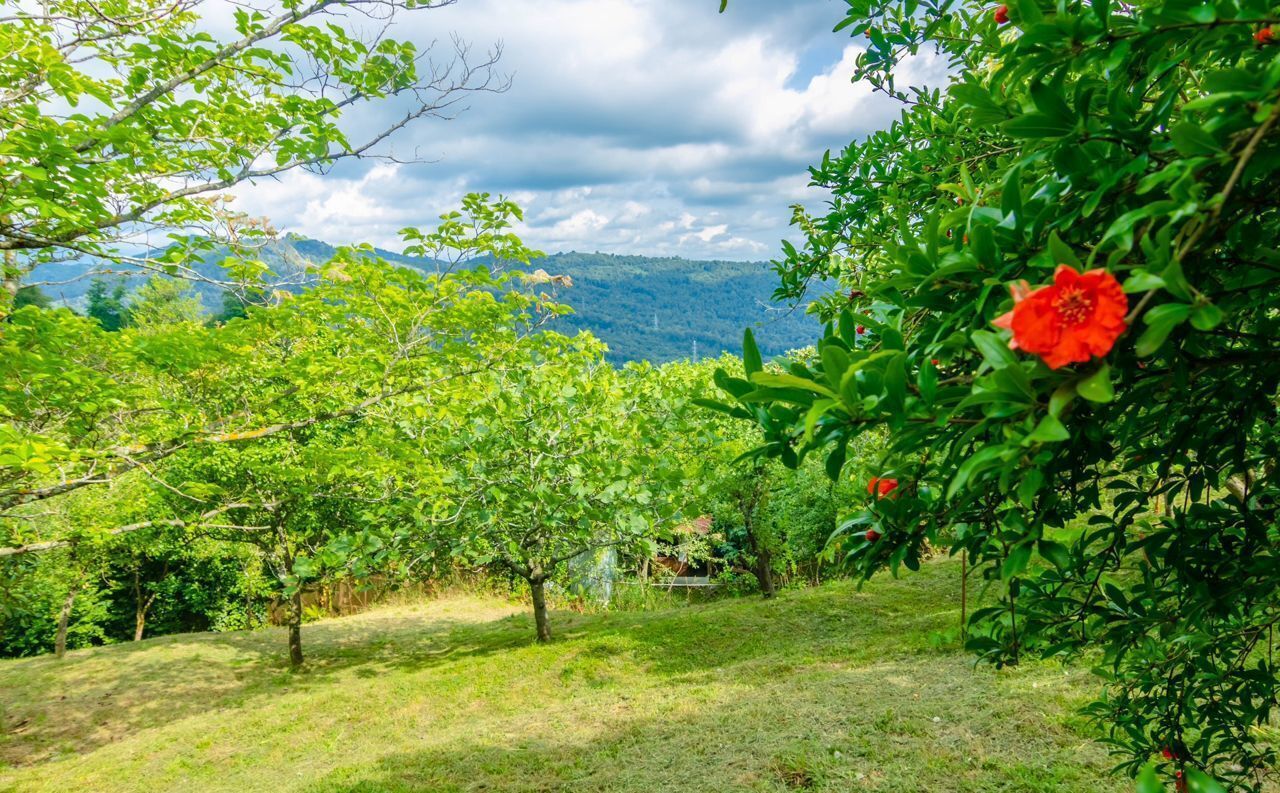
228, 0, 945, 261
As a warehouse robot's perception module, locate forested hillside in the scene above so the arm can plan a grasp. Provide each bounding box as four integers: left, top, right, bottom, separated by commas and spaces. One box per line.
30, 240, 822, 363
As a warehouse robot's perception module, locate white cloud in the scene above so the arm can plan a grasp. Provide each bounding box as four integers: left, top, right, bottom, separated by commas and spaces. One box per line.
227, 0, 948, 260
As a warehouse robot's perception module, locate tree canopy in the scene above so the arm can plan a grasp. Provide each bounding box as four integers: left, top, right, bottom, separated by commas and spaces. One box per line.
0, 0, 501, 304
711, 0, 1280, 788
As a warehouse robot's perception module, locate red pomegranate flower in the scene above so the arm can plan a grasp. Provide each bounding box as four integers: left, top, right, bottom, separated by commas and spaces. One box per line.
994, 4, 1009, 23
992, 265, 1128, 370
1161, 747, 1175, 761
1257, 27, 1275, 44
865, 528, 882, 542
867, 477, 899, 498
856, 325, 866, 335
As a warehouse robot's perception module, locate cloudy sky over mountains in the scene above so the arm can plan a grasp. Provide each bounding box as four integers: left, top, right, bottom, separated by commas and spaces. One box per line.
229, 0, 944, 261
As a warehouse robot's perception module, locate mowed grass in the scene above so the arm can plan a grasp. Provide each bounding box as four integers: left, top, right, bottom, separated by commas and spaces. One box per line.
0, 558, 1125, 793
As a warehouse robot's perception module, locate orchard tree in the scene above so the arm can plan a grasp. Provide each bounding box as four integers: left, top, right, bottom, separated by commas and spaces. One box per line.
669, 353, 867, 597
158, 430, 392, 668
85, 278, 130, 330
713, 0, 1280, 788
431, 333, 679, 642
0, 196, 546, 524
126, 277, 206, 328
1, 197, 560, 665
0, 0, 502, 305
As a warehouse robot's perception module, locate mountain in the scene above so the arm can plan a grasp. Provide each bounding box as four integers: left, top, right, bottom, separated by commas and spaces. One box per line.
29, 238, 824, 364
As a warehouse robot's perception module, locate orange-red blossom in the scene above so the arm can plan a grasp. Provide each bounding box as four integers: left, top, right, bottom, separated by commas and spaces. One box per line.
993, 265, 1128, 370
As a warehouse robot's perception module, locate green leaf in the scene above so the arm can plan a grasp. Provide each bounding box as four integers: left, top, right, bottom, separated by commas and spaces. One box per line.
1136, 764, 1166, 793
918, 358, 938, 404
820, 344, 852, 392
825, 440, 848, 480
804, 399, 837, 440
1169, 122, 1222, 156
1002, 544, 1032, 579
972, 330, 1017, 369
742, 328, 762, 376
883, 353, 908, 416
1037, 539, 1070, 570
1190, 303, 1223, 331
1135, 304, 1191, 356
1049, 382, 1076, 417
751, 372, 838, 399
1077, 365, 1114, 403
947, 445, 1007, 499
1030, 82, 1073, 127
1018, 469, 1044, 507
1003, 112, 1074, 139
1015, 0, 1043, 24
838, 310, 858, 345
1027, 414, 1070, 444
1047, 231, 1081, 268
1184, 769, 1227, 793
1122, 270, 1165, 293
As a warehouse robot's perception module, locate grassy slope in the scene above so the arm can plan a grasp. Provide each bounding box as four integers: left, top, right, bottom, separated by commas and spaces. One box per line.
0, 559, 1124, 793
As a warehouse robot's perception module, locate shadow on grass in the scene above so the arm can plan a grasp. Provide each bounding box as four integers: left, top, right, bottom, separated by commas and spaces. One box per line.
0, 605, 530, 765
296, 640, 1122, 793
0, 560, 972, 769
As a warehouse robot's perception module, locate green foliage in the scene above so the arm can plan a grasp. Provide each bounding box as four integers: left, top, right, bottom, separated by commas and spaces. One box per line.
0, 195, 567, 662
403, 333, 684, 639
12, 285, 50, 310
85, 278, 129, 331
126, 277, 205, 328
710, 0, 1280, 787
655, 355, 875, 596
32, 246, 823, 365
0, 0, 497, 311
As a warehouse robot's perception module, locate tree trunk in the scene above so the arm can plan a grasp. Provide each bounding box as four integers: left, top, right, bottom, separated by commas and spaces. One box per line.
54, 586, 78, 659
2, 241, 19, 305
132, 568, 154, 641
287, 590, 304, 668
134, 604, 148, 642
529, 576, 551, 643
739, 463, 775, 599
753, 543, 777, 599
743, 513, 776, 599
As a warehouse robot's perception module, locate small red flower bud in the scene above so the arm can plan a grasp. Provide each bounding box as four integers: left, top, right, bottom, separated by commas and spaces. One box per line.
1256, 27, 1275, 44
931, 358, 940, 366
994, 4, 1009, 23
1162, 747, 1175, 761
856, 325, 866, 335
867, 477, 899, 498
865, 528, 882, 542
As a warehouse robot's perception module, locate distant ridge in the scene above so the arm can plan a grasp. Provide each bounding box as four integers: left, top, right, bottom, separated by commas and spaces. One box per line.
29, 239, 823, 364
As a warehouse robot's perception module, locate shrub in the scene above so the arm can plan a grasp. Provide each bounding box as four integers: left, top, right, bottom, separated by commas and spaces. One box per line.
712, 0, 1280, 787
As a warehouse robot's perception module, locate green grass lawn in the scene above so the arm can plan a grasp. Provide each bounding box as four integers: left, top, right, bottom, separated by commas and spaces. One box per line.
0, 558, 1125, 792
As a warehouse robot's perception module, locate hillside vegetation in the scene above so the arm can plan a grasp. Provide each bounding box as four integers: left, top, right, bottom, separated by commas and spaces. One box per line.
0, 559, 1122, 793
29, 241, 823, 363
